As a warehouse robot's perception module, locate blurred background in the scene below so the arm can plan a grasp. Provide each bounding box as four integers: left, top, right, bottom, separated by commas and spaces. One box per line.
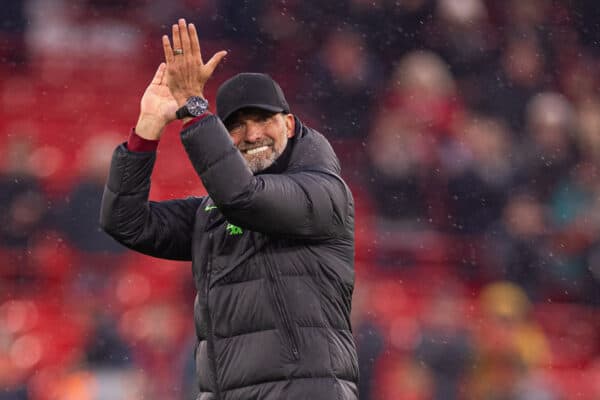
1, 0, 599, 399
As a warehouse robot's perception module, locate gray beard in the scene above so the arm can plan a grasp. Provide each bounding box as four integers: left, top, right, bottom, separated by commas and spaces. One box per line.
244, 150, 279, 173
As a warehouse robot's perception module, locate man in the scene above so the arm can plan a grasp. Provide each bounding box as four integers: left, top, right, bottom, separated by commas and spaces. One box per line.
100, 19, 358, 400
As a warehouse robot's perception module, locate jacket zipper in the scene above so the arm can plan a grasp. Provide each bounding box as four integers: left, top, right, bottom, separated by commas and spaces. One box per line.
264, 254, 300, 360
205, 232, 222, 399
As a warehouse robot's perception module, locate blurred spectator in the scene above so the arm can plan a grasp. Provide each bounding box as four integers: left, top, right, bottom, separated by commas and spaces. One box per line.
84, 311, 132, 368
414, 288, 473, 400
0, 136, 48, 250
548, 162, 600, 303
515, 92, 579, 202
364, 50, 462, 241
365, 112, 432, 226
57, 135, 124, 255
481, 191, 555, 300
444, 115, 515, 234
560, 56, 599, 106
425, 0, 498, 78
119, 301, 187, 398
384, 50, 462, 138
477, 35, 548, 131
550, 162, 599, 239
465, 281, 553, 399
306, 27, 382, 140
480, 282, 550, 368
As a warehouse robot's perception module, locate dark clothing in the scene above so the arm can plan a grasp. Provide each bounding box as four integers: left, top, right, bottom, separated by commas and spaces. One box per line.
446, 169, 509, 234
100, 115, 358, 400
61, 181, 125, 254
0, 174, 47, 249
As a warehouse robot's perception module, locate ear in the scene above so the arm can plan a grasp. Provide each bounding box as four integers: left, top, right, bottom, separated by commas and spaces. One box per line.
284, 113, 295, 138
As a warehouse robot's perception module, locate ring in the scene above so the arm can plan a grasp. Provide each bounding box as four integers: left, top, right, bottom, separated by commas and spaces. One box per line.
173, 48, 184, 55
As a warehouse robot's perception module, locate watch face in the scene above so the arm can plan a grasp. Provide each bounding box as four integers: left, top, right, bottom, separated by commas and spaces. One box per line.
186, 97, 209, 116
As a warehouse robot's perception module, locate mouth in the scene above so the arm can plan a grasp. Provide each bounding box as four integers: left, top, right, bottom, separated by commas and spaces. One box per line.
244, 145, 270, 155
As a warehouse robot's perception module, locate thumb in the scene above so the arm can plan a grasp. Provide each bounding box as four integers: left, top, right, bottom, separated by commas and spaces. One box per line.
205, 50, 228, 74
150, 62, 166, 85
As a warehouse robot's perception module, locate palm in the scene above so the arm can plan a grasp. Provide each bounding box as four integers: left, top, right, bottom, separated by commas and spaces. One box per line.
141, 81, 178, 122
139, 63, 178, 124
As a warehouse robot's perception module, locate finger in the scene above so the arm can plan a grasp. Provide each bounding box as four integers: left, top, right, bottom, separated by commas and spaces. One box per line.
162, 35, 174, 64
172, 23, 183, 55
151, 63, 166, 85
205, 50, 228, 74
188, 23, 202, 62
178, 18, 192, 56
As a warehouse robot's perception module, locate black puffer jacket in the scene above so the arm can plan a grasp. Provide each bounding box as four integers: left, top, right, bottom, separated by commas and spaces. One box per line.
100, 115, 358, 400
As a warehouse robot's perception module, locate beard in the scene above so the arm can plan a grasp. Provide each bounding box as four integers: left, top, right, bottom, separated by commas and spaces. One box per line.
238, 138, 282, 173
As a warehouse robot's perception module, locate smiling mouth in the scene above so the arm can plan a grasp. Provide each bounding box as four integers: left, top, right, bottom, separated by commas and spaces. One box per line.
244, 145, 270, 155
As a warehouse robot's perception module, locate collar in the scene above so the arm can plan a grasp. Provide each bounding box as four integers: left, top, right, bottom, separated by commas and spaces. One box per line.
256, 134, 295, 175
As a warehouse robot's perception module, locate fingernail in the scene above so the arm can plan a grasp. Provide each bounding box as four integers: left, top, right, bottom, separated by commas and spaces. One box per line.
180, 18, 186, 24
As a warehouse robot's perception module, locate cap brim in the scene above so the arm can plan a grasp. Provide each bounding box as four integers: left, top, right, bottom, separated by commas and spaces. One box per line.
220, 103, 287, 123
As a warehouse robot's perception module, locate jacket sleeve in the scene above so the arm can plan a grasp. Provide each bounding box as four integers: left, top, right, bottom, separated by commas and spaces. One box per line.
99, 143, 203, 260
180, 115, 352, 239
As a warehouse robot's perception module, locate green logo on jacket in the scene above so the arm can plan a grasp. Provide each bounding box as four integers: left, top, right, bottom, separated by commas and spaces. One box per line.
226, 223, 243, 236
204, 204, 243, 236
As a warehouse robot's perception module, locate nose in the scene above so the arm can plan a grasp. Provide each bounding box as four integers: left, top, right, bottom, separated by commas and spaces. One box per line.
243, 121, 263, 143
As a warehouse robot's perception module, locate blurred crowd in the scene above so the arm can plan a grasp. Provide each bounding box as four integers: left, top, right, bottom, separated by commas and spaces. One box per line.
1, 0, 599, 399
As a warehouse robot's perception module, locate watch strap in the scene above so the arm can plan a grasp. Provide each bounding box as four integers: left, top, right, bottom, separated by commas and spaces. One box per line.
176, 105, 192, 120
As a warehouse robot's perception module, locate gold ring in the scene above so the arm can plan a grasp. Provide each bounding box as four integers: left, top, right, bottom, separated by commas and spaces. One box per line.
173, 48, 184, 55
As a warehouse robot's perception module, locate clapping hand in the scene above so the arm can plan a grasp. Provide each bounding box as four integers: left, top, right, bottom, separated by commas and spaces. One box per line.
134, 19, 226, 139
135, 63, 179, 140
162, 18, 227, 106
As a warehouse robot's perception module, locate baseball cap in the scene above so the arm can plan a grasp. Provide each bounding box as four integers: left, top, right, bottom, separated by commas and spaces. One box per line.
216, 73, 290, 123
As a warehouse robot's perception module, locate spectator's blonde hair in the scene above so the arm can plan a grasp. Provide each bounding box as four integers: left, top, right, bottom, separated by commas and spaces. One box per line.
392, 51, 456, 96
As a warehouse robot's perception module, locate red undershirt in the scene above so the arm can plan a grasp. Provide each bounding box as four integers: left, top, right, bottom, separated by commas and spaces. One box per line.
126, 113, 210, 152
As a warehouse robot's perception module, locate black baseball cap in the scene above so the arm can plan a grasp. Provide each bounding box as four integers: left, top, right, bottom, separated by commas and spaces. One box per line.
216, 73, 290, 123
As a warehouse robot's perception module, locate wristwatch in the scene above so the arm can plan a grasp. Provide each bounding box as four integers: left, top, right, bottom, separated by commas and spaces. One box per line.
176, 96, 209, 119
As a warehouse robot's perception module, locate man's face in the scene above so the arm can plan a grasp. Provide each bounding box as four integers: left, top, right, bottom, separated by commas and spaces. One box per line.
225, 108, 295, 173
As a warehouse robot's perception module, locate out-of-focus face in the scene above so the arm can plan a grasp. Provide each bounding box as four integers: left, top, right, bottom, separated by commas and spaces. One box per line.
225, 108, 295, 173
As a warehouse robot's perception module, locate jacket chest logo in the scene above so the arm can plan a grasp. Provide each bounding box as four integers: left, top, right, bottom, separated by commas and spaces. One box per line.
226, 223, 243, 236
205, 205, 243, 236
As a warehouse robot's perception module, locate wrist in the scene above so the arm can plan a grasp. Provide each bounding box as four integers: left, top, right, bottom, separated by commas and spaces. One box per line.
128, 128, 159, 152
135, 114, 167, 140
174, 91, 205, 107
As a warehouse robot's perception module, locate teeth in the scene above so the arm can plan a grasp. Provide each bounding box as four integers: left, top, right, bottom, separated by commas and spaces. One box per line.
246, 146, 269, 155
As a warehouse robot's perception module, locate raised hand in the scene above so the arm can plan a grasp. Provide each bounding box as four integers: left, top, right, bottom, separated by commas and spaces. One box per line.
135, 63, 178, 140
162, 18, 227, 106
